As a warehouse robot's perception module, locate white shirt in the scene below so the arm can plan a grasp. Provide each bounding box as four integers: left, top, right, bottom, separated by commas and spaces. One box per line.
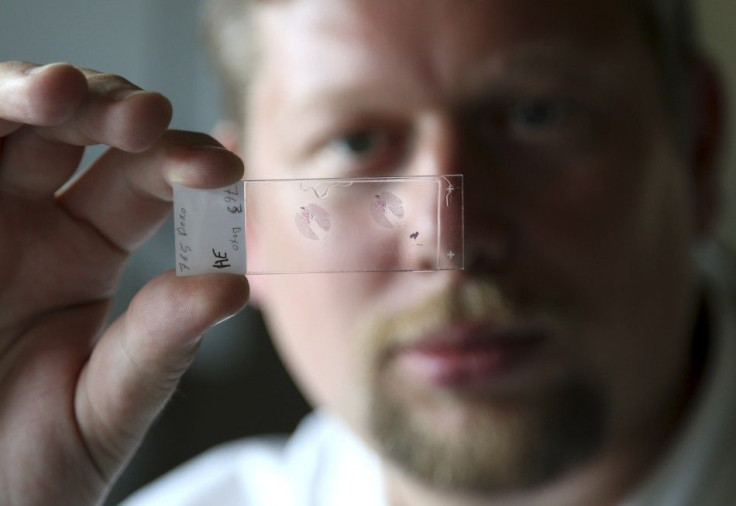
122, 246, 736, 506
120, 412, 385, 506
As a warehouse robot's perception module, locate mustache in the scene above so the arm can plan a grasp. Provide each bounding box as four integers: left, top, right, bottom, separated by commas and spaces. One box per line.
364, 280, 518, 353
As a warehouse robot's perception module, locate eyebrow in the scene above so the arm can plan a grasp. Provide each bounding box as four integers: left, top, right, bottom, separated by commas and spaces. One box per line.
462, 44, 624, 94
288, 44, 622, 120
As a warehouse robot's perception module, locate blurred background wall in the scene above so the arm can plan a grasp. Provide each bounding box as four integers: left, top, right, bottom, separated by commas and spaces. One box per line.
0, 0, 733, 503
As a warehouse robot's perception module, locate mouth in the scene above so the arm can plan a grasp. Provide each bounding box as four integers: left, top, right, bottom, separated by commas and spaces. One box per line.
388, 322, 549, 389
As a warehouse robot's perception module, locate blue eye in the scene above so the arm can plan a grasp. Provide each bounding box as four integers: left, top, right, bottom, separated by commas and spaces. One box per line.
314, 128, 404, 176
470, 95, 593, 156
332, 130, 387, 156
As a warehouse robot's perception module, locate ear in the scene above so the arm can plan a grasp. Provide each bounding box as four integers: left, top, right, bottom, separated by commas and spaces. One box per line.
690, 54, 725, 238
211, 120, 267, 307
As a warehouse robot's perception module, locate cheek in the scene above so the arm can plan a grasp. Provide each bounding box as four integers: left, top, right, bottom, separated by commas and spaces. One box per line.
516, 113, 686, 306
519, 143, 696, 431
258, 274, 382, 414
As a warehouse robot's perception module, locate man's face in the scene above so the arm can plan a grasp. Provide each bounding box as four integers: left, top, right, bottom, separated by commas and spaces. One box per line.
243, 0, 702, 494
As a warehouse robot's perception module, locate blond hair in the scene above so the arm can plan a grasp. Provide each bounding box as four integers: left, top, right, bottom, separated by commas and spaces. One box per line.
203, 0, 696, 142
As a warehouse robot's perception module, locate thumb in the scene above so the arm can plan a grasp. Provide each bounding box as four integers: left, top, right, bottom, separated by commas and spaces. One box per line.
74, 271, 249, 480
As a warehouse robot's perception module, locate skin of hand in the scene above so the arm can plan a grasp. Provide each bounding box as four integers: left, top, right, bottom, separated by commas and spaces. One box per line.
0, 61, 250, 506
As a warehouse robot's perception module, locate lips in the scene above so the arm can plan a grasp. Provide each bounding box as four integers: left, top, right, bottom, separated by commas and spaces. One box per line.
390, 323, 548, 388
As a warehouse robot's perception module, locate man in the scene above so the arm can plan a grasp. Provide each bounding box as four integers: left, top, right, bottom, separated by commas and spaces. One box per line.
0, 0, 733, 505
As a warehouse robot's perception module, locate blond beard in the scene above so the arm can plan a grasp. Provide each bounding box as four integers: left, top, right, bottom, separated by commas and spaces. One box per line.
359, 280, 606, 494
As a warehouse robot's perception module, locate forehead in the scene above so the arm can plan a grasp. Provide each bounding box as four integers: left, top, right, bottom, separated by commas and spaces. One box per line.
253, 0, 649, 102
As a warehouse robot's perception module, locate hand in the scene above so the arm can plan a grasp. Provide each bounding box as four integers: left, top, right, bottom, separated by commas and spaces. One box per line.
0, 62, 250, 505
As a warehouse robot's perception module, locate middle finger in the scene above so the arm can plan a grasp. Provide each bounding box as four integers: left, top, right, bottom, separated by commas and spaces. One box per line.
57, 130, 245, 252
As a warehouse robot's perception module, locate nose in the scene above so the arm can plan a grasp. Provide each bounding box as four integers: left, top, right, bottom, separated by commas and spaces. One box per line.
406, 114, 514, 277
